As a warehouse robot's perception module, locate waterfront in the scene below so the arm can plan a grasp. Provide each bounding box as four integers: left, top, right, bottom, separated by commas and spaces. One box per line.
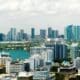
0, 49, 30, 60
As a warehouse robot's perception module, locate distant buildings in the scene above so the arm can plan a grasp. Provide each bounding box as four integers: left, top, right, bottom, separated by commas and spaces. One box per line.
48, 27, 58, 39
17, 29, 24, 41
52, 30, 58, 38
48, 27, 52, 38
17, 29, 28, 41
65, 25, 80, 41
40, 29, 46, 39
31, 28, 35, 39
0, 27, 61, 41
7, 28, 17, 41
0, 33, 5, 41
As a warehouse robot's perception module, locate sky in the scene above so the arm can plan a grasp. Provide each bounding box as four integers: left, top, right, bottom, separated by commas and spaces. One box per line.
0, 0, 80, 34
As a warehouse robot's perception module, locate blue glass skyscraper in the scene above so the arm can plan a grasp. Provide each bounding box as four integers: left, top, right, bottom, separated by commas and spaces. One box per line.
65, 25, 73, 41
31, 28, 35, 39
65, 25, 80, 41
52, 30, 58, 38
48, 27, 52, 38
73, 25, 80, 41
7, 28, 17, 41
40, 29, 46, 39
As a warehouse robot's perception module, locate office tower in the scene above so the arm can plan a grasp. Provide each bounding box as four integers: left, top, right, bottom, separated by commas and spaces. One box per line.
17, 29, 26, 41
73, 25, 80, 41
23, 33, 28, 41
40, 29, 46, 39
7, 28, 17, 41
48, 27, 52, 38
11, 28, 17, 41
0, 33, 5, 41
31, 28, 35, 39
45, 39, 68, 61
64, 25, 73, 41
17, 32, 21, 41
53, 43, 68, 61
52, 30, 58, 38
65, 25, 80, 41
20, 29, 24, 40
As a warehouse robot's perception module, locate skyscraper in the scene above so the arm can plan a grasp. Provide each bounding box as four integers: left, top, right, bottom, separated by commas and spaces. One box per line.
40, 29, 46, 39
48, 27, 52, 38
52, 30, 58, 38
7, 28, 17, 41
64, 25, 73, 41
31, 28, 35, 39
65, 25, 80, 41
45, 39, 68, 61
0, 33, 5, 41
73, 25, 80, 41
53, 44, 68, 61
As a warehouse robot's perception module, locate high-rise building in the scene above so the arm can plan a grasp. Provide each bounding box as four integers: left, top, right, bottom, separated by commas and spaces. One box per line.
53, 44, 68, 61
20, 29, 24, 40
7, 28, 17, 41
45, 39, 68, 61
73, 25, 80, 41
23, 33, 28, 41
52, 30, 58, 38
0, 33, 5, 41
48, 27, 52, 38
17, 32, 21, 41
40, 29, 46, 39
17, 29, 25, 41
31, 28, 35, 39
65, 25, 80, 41
64, 25, 73, 41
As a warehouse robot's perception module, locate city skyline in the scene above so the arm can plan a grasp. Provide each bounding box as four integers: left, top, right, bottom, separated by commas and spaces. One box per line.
0, 0, 80, 34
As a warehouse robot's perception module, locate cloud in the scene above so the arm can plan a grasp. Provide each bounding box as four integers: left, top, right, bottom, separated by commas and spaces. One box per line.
0, 0, 80, 15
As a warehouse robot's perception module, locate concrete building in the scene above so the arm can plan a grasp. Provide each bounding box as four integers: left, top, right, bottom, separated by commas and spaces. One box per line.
10, 61, 24, 73
30, 47, 54, 63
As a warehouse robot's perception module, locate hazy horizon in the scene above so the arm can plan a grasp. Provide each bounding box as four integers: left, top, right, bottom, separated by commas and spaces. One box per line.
0, 0, 80, 34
